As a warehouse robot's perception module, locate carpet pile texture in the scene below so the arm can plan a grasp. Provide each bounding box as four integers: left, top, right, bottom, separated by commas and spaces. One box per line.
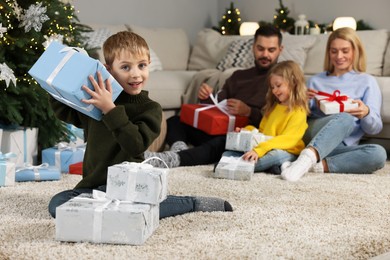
1, 162, 390, 259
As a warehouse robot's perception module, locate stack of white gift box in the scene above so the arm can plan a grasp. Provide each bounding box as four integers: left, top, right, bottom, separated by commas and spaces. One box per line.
55, 160, 169, 245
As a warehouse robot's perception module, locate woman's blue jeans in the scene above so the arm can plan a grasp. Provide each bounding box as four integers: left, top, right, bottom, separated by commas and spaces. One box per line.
48, 185, 195, 219
304, 113, 387, 173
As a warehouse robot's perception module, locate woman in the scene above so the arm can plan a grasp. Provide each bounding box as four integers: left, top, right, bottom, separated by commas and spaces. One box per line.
281, 27, 386, 182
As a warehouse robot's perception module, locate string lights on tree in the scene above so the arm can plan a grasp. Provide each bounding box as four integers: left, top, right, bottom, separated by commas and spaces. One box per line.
217, 2, 242, 35
0, 0, 92, 149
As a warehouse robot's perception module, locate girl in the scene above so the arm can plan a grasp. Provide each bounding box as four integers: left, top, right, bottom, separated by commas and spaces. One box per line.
220, 60, 309, 174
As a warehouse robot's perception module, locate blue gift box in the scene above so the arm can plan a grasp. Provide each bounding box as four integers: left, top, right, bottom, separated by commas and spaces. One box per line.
0, 152, 16, 187
28, 41, 123, 121
42, 145, 85, 173
15, 163, 61, 182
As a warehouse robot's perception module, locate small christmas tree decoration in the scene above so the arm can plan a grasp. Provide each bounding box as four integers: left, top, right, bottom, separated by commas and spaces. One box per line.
0, 0, 93, 149
217, 2, 242, 35
273, 0, 295, 33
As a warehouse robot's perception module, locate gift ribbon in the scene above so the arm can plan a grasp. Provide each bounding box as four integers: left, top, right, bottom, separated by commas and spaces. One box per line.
193, 94, 236, 132
122, 157, 168, 201
316, 90, 348, 112
16, 163, 49, 181
45, 46, 95, 113
54, 142, 84, 171
72, 190, 149, 243
0, 152, 17, 161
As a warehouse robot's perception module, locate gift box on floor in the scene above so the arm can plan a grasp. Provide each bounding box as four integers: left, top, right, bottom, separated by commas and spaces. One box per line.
106, 160, 168, 204
0, 127, 38, 167
315, 90, 358, 115
28, 41, 123, 121
180, 101, 248, 135
15, 163, 61, 182
225, 129, 273, 152
69, 161, 83, 175
213, 156, 255, 181
0, 153, 16, 187
55, 191, 159, 245
42, 143, 85, 173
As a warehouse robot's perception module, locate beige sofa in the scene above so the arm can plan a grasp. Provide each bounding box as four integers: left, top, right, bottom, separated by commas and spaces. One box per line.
86, 24, 390, 144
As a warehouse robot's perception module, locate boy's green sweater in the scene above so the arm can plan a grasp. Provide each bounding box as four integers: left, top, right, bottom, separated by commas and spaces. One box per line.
51, 90, 162, 189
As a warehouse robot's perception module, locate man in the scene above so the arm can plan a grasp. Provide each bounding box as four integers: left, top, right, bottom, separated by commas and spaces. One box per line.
145, 25, 284, 168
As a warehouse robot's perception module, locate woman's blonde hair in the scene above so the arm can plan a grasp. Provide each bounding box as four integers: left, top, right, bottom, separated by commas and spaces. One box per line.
324, 27, 366, 73
263, 60, 309, 116
103, 31, 150, 66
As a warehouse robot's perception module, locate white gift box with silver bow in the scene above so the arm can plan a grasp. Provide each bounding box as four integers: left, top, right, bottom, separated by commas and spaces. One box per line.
225, 129, 273, 152
214, 156, 255, 181
55, 190, 159, 245
28, 41, 123, 121
0, 127, 38, 167
106, 159, 168, 205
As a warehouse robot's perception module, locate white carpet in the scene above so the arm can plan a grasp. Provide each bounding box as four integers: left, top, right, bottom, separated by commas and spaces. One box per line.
1, 162, 390, 259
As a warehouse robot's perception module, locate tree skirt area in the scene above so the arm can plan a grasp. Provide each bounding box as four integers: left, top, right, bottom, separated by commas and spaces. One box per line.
1, 162, 390, 259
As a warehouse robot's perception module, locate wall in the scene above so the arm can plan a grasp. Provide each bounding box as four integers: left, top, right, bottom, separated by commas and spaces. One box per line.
72, 0, 219, 44
218, 0, 390, 31
73, 0, 390, 45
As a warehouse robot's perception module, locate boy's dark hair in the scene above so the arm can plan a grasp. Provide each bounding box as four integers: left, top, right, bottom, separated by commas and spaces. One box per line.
254, 24, 283, 46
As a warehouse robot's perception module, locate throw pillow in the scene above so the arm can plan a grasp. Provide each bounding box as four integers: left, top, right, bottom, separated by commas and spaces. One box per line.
83, 26, 163, 71
216, 38, 254, 71
216, 33, 317, 71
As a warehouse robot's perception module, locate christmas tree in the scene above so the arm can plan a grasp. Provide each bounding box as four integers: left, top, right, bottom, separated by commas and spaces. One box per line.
0, 0, 92, 149
273, 0, 295, 33
217, 2, 242, 35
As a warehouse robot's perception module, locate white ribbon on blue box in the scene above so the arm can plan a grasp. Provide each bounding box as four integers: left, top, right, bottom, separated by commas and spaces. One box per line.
42, 142, 85, 173
55, 190, 159, 245
15, 163, 61, 182
28, 41, 123, 121
0, 152, 16, 187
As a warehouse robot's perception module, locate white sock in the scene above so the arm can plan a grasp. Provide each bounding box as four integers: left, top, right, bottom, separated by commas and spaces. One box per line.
310, 161, 324, 173
281, 148, 317, 182
170, 141, 188, 152
281, 161, 292, 172
144, 150, 180, 168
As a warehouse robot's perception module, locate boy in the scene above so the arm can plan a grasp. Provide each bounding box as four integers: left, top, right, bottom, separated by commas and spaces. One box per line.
48, 31, 232, 218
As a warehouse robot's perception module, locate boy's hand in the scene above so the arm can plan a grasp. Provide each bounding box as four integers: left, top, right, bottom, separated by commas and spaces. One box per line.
198, 83, 213, 100
82, 71, 115, 114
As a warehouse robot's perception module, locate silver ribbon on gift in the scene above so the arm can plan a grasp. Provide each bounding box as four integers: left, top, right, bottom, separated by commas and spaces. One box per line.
193, 93, 236, 132
45, 46, 95, 113
54, 142, 85, 171
72, 190, 149, 243
0, 152, 17, 161
15, 162, 50, 181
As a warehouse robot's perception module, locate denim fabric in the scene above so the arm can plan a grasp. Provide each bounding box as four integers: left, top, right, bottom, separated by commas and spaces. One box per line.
48, 186, 196, 219
304, 113, 387, 173
222, 149, 297, 173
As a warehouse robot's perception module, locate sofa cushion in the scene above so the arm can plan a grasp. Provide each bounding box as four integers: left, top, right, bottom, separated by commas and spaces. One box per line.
214, 33, 316, 71
145, 71, 197, 109
190, 28, 316, 71
189, 29, 251, 70
382, 34, 390, 76
84, 24, 163, 72
216, 38, 255, 71
128, 25, 190, 71
304, 29, 389, 76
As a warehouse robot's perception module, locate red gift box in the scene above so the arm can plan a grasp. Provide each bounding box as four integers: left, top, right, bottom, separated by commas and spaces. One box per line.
69, 161, 83, 175
180, 104, 248, 135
